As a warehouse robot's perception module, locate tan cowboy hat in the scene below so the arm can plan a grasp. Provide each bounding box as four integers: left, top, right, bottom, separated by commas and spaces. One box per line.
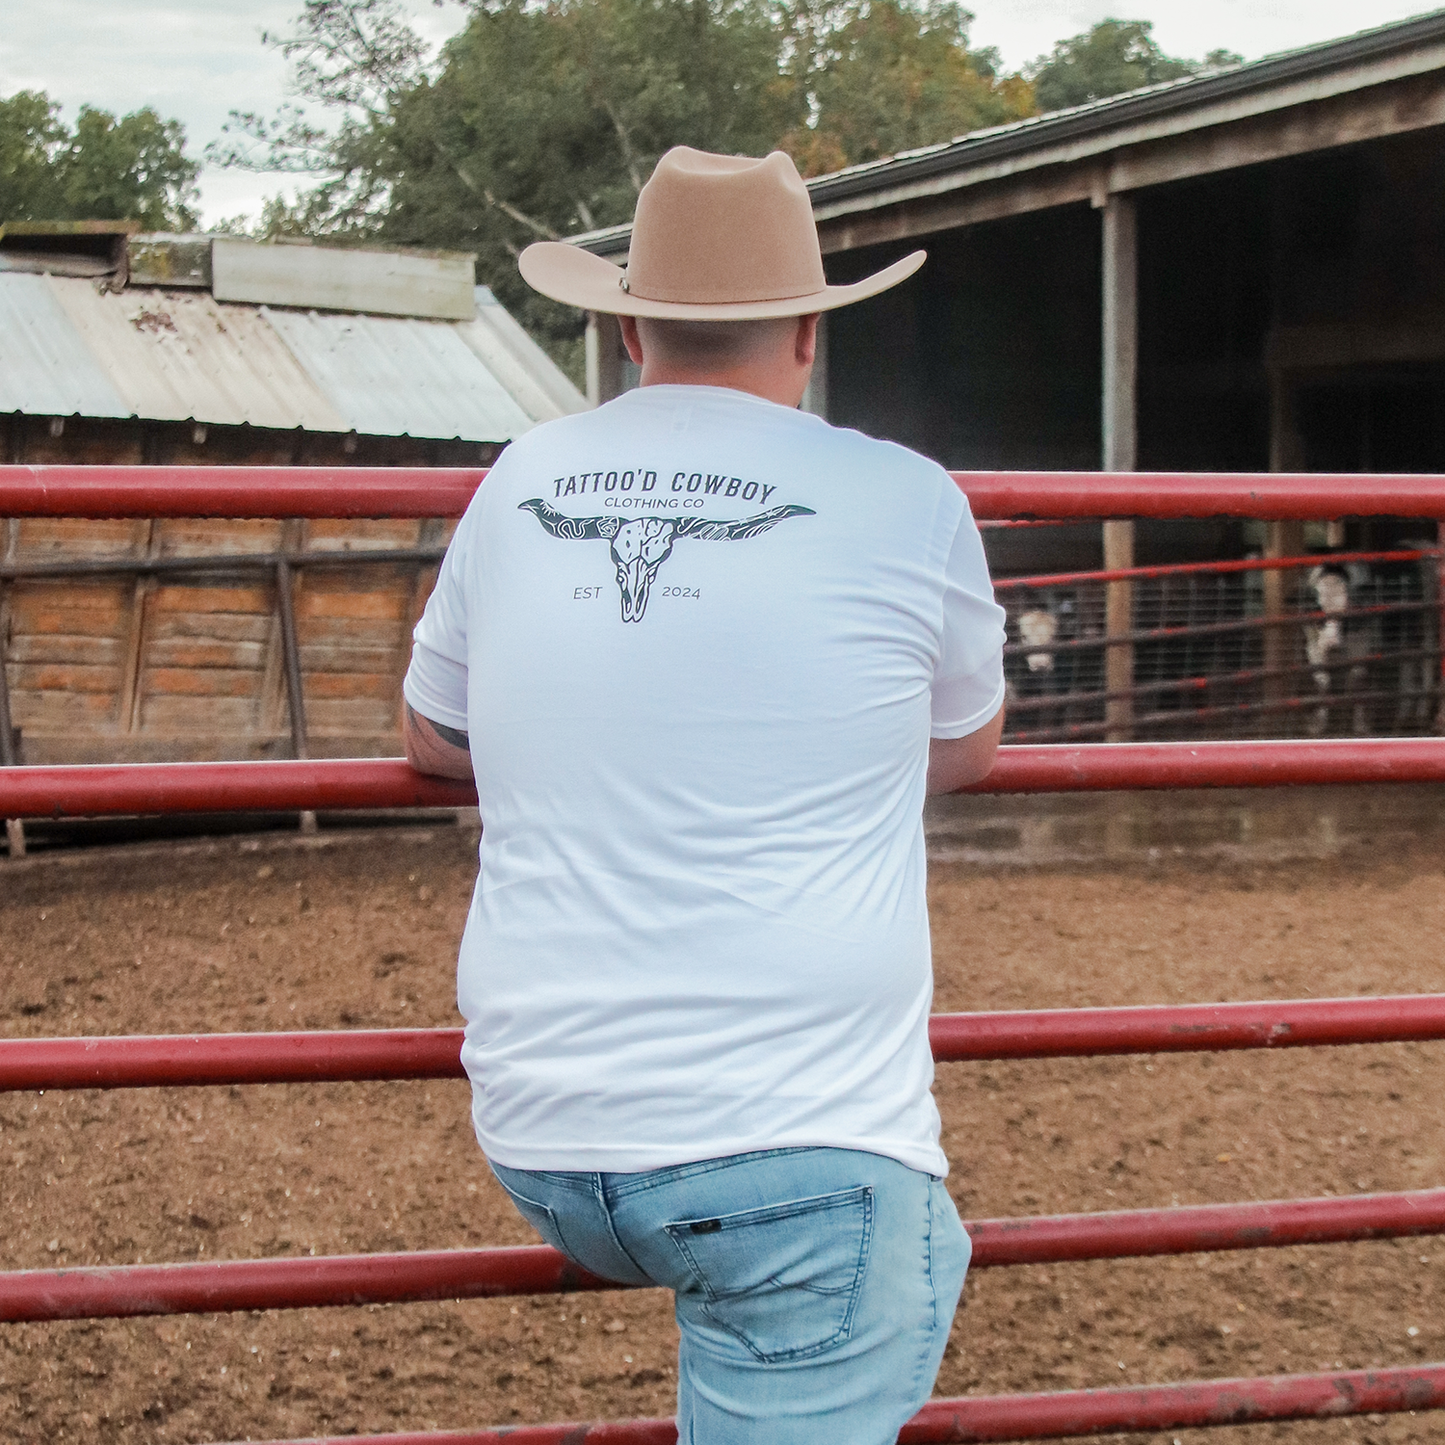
519, 146, 925, 320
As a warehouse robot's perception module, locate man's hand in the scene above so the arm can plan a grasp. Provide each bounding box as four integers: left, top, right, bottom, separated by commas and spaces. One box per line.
926, 705, 1004, 794
404, 702, 474, 780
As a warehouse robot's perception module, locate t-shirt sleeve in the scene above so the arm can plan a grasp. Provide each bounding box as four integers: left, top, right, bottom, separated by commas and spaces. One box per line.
402, 521, 472, 735
931, 501, 1008, 738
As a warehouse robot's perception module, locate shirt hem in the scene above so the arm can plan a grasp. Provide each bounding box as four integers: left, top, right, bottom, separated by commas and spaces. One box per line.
931, 675, 1007, 740
402, 670, 469, 735
475, 1128, 949, 1179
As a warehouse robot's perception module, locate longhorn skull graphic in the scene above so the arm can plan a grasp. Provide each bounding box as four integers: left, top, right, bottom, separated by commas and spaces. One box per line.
518, 498, 815, 622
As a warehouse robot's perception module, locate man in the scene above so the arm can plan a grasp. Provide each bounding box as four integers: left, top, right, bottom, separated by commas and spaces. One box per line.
402, 146, 1006, 1444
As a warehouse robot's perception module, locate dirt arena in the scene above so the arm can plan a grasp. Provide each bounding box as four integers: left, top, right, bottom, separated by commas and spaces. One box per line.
2, 796, 1444, 1445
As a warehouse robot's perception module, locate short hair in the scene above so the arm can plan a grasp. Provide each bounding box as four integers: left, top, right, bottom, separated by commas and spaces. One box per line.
634, 315, 799, 369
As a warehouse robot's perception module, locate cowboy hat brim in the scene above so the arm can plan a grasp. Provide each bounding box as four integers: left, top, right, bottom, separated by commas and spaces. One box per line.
519, 241, 925, 319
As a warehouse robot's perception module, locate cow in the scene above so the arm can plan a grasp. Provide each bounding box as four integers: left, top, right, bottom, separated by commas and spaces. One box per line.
1018, 608, 1060, 678
1303, 563, 1371, 737
1301, 555, 1440, 737
518, 498, 815, 623
1003, 592, 1081, 736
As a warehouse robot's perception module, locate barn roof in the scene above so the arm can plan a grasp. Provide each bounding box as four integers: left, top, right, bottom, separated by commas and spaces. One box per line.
0, 235, 587, 442
576, 8, 1445, 260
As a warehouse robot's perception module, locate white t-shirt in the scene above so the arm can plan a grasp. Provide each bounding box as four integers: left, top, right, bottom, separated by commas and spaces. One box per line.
404, 384, 1005, 1176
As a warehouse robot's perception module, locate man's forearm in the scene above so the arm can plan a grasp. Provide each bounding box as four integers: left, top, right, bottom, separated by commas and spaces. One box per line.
926, 705, 1004, 794
404, 701, 475, 780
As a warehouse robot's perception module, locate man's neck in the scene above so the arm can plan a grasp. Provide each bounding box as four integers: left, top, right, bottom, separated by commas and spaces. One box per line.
636, 360, 808, 408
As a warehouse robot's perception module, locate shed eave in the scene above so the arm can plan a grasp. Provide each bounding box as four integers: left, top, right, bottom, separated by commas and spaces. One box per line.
575, 8, 1445, 257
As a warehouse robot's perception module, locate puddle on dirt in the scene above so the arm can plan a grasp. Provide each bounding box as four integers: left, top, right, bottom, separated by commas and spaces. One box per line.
926, 783, 1445, 866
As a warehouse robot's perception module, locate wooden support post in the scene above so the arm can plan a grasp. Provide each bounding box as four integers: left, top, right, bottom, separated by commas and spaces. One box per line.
1262, 521, 1306, 708
275, 556, 317, 833
117, 520, 158, 733
119, 431, 165, 734
585, 311, 626, 406
1264, 374, 1308, 719
3, 423, 25, 856
801, 312, 828, 419
1101, 193, 1138, 743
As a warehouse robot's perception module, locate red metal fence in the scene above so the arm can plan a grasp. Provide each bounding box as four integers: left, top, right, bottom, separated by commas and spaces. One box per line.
3, 466, 1445, 1444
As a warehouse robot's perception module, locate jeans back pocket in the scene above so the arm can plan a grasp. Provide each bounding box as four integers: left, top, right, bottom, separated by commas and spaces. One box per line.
665, 1186, 873, 1362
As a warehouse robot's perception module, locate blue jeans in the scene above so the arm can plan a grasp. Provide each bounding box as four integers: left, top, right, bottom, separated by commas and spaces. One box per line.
489, 1147, 970, 1444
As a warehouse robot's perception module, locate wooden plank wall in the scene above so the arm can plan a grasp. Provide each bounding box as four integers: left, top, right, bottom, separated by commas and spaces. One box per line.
1, 417, 485, 765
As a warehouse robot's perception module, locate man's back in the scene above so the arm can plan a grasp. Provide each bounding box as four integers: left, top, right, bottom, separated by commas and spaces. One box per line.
405, 382, 1004, 1176
405, 147, 1008, 1444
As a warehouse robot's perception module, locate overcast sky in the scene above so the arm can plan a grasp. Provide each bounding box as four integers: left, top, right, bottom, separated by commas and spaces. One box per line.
3, 1, 1439, 227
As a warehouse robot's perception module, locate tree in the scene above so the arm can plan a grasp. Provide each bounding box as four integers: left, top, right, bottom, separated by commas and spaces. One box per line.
0, 90, 199, 229
792, 0, 1033, 173
213, 0, 808, 370
216, 0, 1034, 374
207, 0, 430, 237
1028, 18, 1241, 113
0, 91, 67, 220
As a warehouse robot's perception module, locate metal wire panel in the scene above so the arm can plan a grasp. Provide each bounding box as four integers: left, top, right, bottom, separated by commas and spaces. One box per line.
1001, 551, 1443, 742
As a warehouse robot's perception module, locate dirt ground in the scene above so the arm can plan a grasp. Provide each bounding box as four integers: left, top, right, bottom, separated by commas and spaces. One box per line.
2, 809, 1444, 1445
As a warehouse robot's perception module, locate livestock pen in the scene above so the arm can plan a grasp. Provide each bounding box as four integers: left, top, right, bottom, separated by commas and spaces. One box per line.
2, 466, 1444, 1443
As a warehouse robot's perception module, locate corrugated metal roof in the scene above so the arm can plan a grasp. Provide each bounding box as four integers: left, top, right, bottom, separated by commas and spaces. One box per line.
48, 280, 346, 432
0, 273, 129, 418
458, 287, 588, 422
0, 269, 588, 441
261, 305, 536, 441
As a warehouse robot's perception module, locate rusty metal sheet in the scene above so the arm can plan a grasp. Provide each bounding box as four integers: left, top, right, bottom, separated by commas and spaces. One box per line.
45, 278, 346, 432
261, 305, 536, 442
0, 272, 580, 441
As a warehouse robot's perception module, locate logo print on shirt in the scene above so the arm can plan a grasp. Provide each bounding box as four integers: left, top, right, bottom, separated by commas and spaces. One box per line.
518, 498, 815, 623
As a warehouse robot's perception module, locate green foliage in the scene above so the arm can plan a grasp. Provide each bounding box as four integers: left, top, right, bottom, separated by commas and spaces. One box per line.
795, 0, 1033, 171
382, 0, 804, 352
207, 0, 431, 238
1029, 18, 1238, 113
0, 89, 199, 229
215, 0, 1033, 369
0, 91, 66, 220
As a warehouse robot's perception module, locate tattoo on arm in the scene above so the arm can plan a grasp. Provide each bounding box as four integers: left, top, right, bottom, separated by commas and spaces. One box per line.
406, 702, 469, 751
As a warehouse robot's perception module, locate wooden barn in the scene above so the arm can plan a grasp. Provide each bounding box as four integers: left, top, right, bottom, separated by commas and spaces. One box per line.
0, 226, 587, 775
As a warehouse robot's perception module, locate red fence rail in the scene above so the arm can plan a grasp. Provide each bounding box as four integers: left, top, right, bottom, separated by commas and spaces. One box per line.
6, 1187, 1444, 1324
3, 738, 1445, 822
7, 994, 1445, 1092
992, 546, 1439, 591
2, 465, 1445, 520
199, 1364, 1445, 1444
5, 465, 1445, 1443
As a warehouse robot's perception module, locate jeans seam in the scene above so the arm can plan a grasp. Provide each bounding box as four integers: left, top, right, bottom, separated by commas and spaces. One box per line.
525, 1170, 601, 1195
593, 1175, 653, 1284
605, 1146, 815, 1199
908, 1177, 942, 1404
